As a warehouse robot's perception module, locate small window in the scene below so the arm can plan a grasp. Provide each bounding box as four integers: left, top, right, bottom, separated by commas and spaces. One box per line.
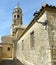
22, 40, 24, 50
17, 15, 19, 18
14, 15, 16, 18
8, 47, 10, 51
30, 31, 34, 50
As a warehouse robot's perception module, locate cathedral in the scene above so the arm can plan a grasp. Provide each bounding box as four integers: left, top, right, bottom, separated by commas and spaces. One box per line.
0, 4, 56, 65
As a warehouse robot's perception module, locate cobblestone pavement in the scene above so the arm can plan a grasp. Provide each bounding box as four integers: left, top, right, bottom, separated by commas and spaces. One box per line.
0, 59, 24, 65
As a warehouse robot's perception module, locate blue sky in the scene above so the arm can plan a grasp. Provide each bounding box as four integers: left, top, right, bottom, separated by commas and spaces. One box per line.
0, 0, 56, 42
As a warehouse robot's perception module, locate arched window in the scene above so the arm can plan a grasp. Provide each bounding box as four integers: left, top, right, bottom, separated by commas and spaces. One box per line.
17, 15, 19, 18
14, 15, 16, 18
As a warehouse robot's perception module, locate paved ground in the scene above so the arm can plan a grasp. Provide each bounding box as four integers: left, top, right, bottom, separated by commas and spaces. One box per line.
0, 59, 24, 65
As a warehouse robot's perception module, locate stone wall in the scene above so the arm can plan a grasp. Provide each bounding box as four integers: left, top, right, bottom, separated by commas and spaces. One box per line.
16, 12, 51, 65
16, 28, 25, 40
46, 9, 56, 65
1, 36, 13, 43
2, 43, 13, 59
0, 47, 2, 61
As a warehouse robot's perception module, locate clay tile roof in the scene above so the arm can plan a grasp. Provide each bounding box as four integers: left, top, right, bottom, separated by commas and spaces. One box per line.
34, 4, 56, 16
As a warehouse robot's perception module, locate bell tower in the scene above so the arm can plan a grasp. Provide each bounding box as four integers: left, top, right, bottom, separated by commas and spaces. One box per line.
10, 6, 23, 58
12, 6, 22, 25
11, 6, 22, 35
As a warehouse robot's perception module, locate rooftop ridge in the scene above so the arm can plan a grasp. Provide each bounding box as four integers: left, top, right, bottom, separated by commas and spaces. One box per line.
33, 4, 56, 16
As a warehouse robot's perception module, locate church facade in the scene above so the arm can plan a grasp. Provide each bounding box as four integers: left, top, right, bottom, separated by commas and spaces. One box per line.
0, 4, 56, 65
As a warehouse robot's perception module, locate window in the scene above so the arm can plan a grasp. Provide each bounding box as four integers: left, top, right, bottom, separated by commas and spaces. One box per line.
17, 15, 19, 18
14, 15, 16, 18
30, 31, 34, 49
8, 47, 10, 51
22, 40, 24, 50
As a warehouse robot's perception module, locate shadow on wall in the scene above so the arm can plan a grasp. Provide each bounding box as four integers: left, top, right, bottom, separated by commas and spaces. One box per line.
0, 59, 24, 65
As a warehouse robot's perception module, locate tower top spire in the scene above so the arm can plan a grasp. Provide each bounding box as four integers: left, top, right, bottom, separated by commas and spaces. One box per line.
14, 1, 20, 9
14, 2, 20, 9
13, 1, 22, 13
17, 1, 20, 7
12, 2, 22, 26
13, 3, 22, 14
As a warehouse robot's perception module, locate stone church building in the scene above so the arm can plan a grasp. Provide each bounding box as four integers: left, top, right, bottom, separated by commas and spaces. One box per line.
0, 4, 56, 65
